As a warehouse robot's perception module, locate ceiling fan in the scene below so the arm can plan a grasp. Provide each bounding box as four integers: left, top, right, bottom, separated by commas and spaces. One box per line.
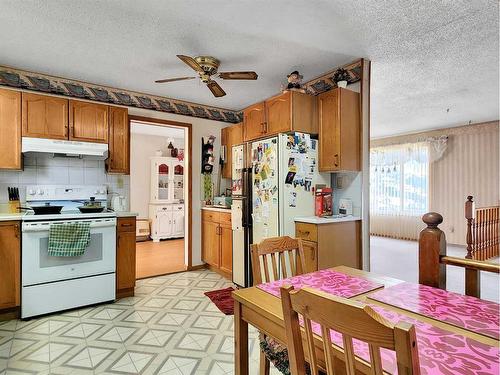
155, 55, 258, 97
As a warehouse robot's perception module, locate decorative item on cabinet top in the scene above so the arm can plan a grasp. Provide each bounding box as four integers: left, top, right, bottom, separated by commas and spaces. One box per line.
0, 65, 242, 124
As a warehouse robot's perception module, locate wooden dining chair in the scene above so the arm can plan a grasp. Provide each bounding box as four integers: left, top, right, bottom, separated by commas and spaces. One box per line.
280, 285, 421, 375
251, 236, 307, 284
251, 236, 308, 375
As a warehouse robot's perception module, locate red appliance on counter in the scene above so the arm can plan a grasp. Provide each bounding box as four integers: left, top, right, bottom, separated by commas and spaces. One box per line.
315, 187, 333, 217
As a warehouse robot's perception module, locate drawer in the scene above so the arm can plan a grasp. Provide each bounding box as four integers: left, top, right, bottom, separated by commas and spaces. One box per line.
202, 210, 220, 223
155, 205, 172, 213
295, 222, 317, 242
117, 217, 136, 232
172, 204, 184, 212
219, 212, 232, 226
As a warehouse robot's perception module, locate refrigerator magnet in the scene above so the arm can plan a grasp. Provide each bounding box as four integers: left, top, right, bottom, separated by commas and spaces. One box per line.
285, 171, 296, 184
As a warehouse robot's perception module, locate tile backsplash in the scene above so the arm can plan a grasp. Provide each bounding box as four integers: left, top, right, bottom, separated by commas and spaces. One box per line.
0, 154, 130, 206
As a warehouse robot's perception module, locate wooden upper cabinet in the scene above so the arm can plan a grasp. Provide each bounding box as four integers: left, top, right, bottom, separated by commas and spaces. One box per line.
0, 221, 21, 309
22, 93, 68, 140
243, 91, 317, 142
243, 102, 265, 142
318, 88, 360, 172
0, 89, 21, 170
69, 100, 109, 143
106, 106, 129, 174
221, 122, 243, 179
266, 91, 291, 134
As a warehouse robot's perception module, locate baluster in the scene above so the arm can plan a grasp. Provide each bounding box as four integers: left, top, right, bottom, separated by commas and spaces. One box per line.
465, 196, 474, 259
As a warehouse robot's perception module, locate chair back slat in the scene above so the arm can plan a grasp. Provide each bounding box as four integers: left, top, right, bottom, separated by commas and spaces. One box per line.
281, 285, 420, 375
368, 344, 383, 375
342, 334, 356, 375
304, 318, 319, 375
251, 236, 307, 284
320, 325, 336, 374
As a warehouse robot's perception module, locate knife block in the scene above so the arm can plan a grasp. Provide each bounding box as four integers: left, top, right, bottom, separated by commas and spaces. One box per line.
8, 200, 19, 213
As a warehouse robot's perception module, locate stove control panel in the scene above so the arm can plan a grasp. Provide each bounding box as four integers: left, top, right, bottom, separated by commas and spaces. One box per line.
26, 185, 108, 202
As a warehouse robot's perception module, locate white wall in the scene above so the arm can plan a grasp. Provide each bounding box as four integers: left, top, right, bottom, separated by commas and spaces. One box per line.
127, 108, 227, 266
130, 130, 184, 219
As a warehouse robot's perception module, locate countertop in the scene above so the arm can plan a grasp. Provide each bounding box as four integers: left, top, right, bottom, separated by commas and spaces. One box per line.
294, 215, 361, 224
201, 206, 231, 213
115, 211, 139, 217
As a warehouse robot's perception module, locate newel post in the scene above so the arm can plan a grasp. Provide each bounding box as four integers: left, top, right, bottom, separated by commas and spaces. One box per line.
465, 196, 475, 259
419, 212, 446, 290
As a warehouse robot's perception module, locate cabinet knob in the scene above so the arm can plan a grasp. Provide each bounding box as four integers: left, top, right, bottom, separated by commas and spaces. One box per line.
334, 154, 339, 167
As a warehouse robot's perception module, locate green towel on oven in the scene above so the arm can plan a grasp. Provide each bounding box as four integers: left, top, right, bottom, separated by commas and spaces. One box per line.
48, 222, 91, 256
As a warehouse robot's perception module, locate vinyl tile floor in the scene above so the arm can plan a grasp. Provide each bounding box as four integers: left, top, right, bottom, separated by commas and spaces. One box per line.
0, 270, 281, 375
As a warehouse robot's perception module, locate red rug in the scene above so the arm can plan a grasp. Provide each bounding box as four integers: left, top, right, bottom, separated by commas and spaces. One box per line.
204, 287, 235, 315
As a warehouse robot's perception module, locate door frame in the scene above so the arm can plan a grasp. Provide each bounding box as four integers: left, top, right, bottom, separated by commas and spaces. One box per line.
129, 115, 194, 269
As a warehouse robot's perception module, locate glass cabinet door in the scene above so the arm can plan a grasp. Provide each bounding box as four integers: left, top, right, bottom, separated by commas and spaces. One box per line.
173, 162, 184, 201
157, 163, 169, 200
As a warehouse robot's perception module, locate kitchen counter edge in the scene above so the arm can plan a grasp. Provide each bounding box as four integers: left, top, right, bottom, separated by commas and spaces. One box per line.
294, 216, 361, 224
201, 206, 231, 213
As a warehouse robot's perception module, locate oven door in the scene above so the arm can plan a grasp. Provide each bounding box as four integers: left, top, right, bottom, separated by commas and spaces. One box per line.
22, 218, 116, 286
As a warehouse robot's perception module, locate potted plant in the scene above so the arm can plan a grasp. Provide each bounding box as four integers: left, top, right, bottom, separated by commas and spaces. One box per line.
332, 68, 350, 88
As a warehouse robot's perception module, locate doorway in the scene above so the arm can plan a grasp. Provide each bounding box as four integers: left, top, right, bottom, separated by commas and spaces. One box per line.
129, 117, 191, 279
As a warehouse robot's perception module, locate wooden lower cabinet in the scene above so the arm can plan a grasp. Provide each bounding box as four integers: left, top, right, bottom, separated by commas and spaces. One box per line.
201, 210, 232, 279
202, 219, 220, 267
116, 217, 136, 298
0, 221, 20, 310
295, 220, 362, 269
300, 240, 318, 273
219, 223, 233, 275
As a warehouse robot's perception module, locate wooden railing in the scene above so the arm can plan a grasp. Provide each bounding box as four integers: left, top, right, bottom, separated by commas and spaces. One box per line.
419, 212, 500, 298
466, 196, 499, 260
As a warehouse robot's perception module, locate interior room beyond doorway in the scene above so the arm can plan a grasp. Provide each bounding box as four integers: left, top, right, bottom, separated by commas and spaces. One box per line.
130, 120, 188, 278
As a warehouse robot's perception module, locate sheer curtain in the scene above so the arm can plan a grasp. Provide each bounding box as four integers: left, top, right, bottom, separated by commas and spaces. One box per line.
370, 142, 429, 240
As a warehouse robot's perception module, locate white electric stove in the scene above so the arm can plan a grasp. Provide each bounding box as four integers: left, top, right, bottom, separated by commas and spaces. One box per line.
21, 185, 117, 319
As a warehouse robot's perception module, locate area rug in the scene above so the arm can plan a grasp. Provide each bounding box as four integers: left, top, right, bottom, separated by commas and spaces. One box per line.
204, 287, 235, 315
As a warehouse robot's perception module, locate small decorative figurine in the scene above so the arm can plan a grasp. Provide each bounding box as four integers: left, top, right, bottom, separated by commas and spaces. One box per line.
282, 70, 306, 93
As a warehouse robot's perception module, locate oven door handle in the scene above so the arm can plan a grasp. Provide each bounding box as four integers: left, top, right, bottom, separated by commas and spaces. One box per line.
22, 220, 117, 232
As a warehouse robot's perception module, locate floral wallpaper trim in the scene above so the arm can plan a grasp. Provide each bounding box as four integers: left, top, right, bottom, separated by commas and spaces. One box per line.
0, 65, 242, 124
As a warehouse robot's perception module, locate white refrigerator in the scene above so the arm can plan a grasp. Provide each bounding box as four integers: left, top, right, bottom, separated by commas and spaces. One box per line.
251, 133, 330, 244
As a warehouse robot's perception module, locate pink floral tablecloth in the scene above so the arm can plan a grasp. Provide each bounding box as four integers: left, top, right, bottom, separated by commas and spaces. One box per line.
256, 270, 500, 374
367, 282, 500, 340
256, 269, 383, 298
309, 305, 500, 375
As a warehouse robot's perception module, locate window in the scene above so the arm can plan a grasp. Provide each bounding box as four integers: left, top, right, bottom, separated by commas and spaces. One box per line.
370, 142, 429, 216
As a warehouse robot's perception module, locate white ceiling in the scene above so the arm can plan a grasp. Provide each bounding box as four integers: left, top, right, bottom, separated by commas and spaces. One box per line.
0, 0, 498, 137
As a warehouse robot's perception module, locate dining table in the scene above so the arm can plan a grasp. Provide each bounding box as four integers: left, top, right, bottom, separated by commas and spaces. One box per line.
232, 265, 500, 375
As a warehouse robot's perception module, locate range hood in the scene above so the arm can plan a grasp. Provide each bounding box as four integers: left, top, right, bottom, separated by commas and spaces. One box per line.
22, 137, 108, 159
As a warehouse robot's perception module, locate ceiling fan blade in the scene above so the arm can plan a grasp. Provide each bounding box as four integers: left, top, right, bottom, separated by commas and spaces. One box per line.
206, 80, 226, 97
218, 71, 258, 80
177, 55, 204, 73
155, 76, 196, 83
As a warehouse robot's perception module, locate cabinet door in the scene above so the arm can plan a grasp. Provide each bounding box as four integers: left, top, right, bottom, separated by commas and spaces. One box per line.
22, 93, 68, 140
69, 100, 108, 143
202, 220, 220, 267
172, 160, 184, 201
0, 221, 20, 309
318, 89, 341, 171
116, 230, 136, 291
265, 91, 291, 135
172, 208, 185, 237
243, 102, 265, 142
0, 89, 21, 170
300, 240, 318, 273
106, 106, 129, 174
221, 123, 243, 179
219, 223, 233, 275
157, 209, 172, 237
